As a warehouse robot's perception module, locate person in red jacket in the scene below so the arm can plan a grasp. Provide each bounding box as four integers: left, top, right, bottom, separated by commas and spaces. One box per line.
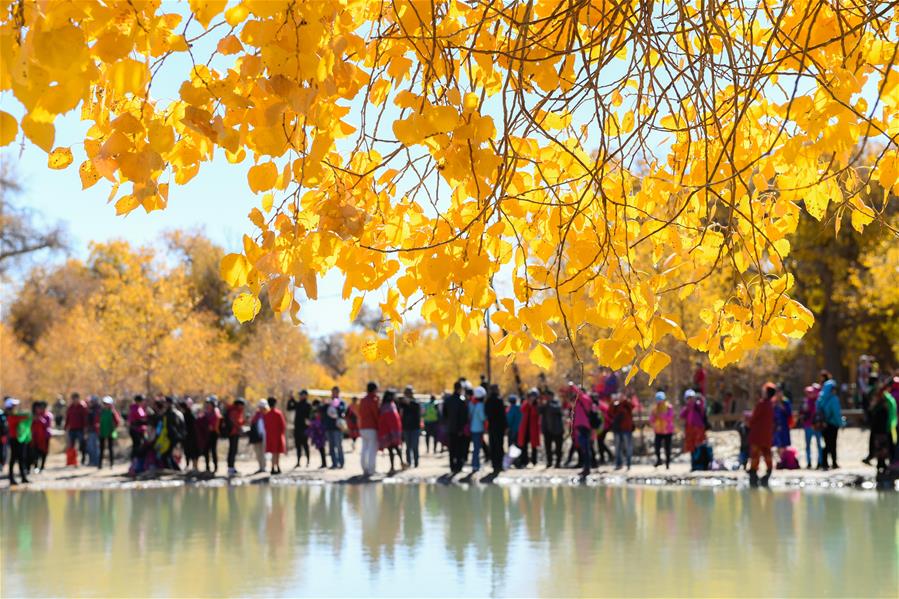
358, 382, 381, 476
65, 392, 89, 465
748, 383, 777, 487
263, 396, 287, 475
516, 389, 541, 467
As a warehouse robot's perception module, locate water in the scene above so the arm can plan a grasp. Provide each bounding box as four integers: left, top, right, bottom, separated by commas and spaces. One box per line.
2, 484, 897, 597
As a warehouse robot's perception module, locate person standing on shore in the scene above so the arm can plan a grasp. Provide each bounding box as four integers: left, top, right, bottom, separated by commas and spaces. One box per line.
800, 385, 823, 469
179, 399, 199, 471
378, 390, 404, 473
400, 386, 422, 468
308, 402, 328, 468
570, 385, 595, 477
324, 387, 346, 469
200, 397, 222, 473
359, 382, 381, 476
65, 392, 88, 466
680, 389, 707, 458
85, 396, 102, 467
249, 399, 268, 473
868, 385, 894, 476
541, 391, 564, 469
773, 387, 793, 458
485, 385, 507, 474
30, 401, 52, 473
128, 395, 148, 460
263, 397, 287, 475
443, 381, 468, 474
506, 395, 521, 451
748, 384, 776, 487
5, 398, 30, 485
468, 386, 487, 473
516, 389, 541, 468
423, 394, 440, 453
610, 393, 634, 470
816, 376, 842, 470
650, 391, 674, 469
98, 396, 121, 469
224, 398, 246, 476
346, 396, 360, 452
288, 390, 311, 467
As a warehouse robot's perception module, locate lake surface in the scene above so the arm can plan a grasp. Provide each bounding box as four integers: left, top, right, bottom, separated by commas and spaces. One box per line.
2, 484, 897, 597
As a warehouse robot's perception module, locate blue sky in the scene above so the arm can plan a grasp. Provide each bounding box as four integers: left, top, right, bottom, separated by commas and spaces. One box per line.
3, 111, 354, 336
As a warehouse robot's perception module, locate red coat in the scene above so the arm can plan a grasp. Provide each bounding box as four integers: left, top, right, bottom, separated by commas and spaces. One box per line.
359, 393, 380, 430
263, 408, 287, 454
748, 398, 774, 447
517, 401, 541, 447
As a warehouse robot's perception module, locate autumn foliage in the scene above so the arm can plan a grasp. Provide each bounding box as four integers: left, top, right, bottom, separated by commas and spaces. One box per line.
2, 0, 898, 381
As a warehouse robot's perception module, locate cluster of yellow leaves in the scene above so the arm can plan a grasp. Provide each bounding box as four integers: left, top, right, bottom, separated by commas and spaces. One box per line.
2, 0, 898, 380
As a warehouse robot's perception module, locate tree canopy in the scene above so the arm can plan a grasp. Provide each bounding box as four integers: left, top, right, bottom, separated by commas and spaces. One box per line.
2, 0, 898, 381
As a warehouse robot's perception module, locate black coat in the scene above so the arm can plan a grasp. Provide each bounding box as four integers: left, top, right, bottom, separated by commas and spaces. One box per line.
484, 395, 507, 435
442, 394, 467, 435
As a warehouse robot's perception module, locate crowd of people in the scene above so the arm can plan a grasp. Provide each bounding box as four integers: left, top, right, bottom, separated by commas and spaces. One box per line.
2, 366, 898, 487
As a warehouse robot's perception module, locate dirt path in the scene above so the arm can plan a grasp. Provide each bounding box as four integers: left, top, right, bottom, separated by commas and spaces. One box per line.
2, 427, 893, 492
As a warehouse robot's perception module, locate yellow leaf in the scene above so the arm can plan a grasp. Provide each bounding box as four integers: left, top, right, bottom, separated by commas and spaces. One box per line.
248, 162, 278, 193
79, 160, 100, 189
350, 296, 364, 321
47, 147, 73, 169
0, 111, 17, 146
107, 59, 148, 97
528, 343, 554, 370
268, 276, 291, 313
232, 293, 261, 323
189, 0, 227, 27
361, 338, 378, 362
216, 34, 243, 55
114, 194, 140, 215
639, 349, 671, 382
261, 193, 274, 212
220, 253, 250, 287
21, 115, 55, 152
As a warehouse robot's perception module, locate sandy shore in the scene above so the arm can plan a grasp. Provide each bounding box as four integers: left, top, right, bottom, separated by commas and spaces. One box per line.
2, 427, 894, 492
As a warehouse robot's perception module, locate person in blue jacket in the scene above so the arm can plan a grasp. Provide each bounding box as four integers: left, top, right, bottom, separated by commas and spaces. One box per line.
815, 375, 842, 470
506, 395, 522, 449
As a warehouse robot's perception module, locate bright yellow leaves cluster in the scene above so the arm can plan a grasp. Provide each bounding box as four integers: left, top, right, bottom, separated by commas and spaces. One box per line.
2, 0, 898, 380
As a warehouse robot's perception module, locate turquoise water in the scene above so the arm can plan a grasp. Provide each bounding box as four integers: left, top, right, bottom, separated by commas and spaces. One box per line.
2, 484, 897, 597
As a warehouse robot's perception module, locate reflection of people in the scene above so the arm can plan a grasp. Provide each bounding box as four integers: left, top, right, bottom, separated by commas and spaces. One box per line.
263, 397, 287, 475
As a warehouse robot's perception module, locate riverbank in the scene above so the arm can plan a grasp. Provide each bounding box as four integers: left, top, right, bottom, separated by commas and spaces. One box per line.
3, 428, 895, 492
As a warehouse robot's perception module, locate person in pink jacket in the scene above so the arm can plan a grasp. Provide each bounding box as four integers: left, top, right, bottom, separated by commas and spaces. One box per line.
569, 384, 595, 477
650, 391, 675, 468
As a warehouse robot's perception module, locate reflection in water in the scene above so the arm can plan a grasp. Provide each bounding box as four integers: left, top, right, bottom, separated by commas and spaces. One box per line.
2, 485, 897, 597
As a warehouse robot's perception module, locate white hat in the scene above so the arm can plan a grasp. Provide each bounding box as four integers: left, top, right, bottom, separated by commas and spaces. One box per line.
684, 389, 696, 400
4, 397, 20, 409
257, 398, 269, 409
102, 396, 114, 405
473, 386, 487, 399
